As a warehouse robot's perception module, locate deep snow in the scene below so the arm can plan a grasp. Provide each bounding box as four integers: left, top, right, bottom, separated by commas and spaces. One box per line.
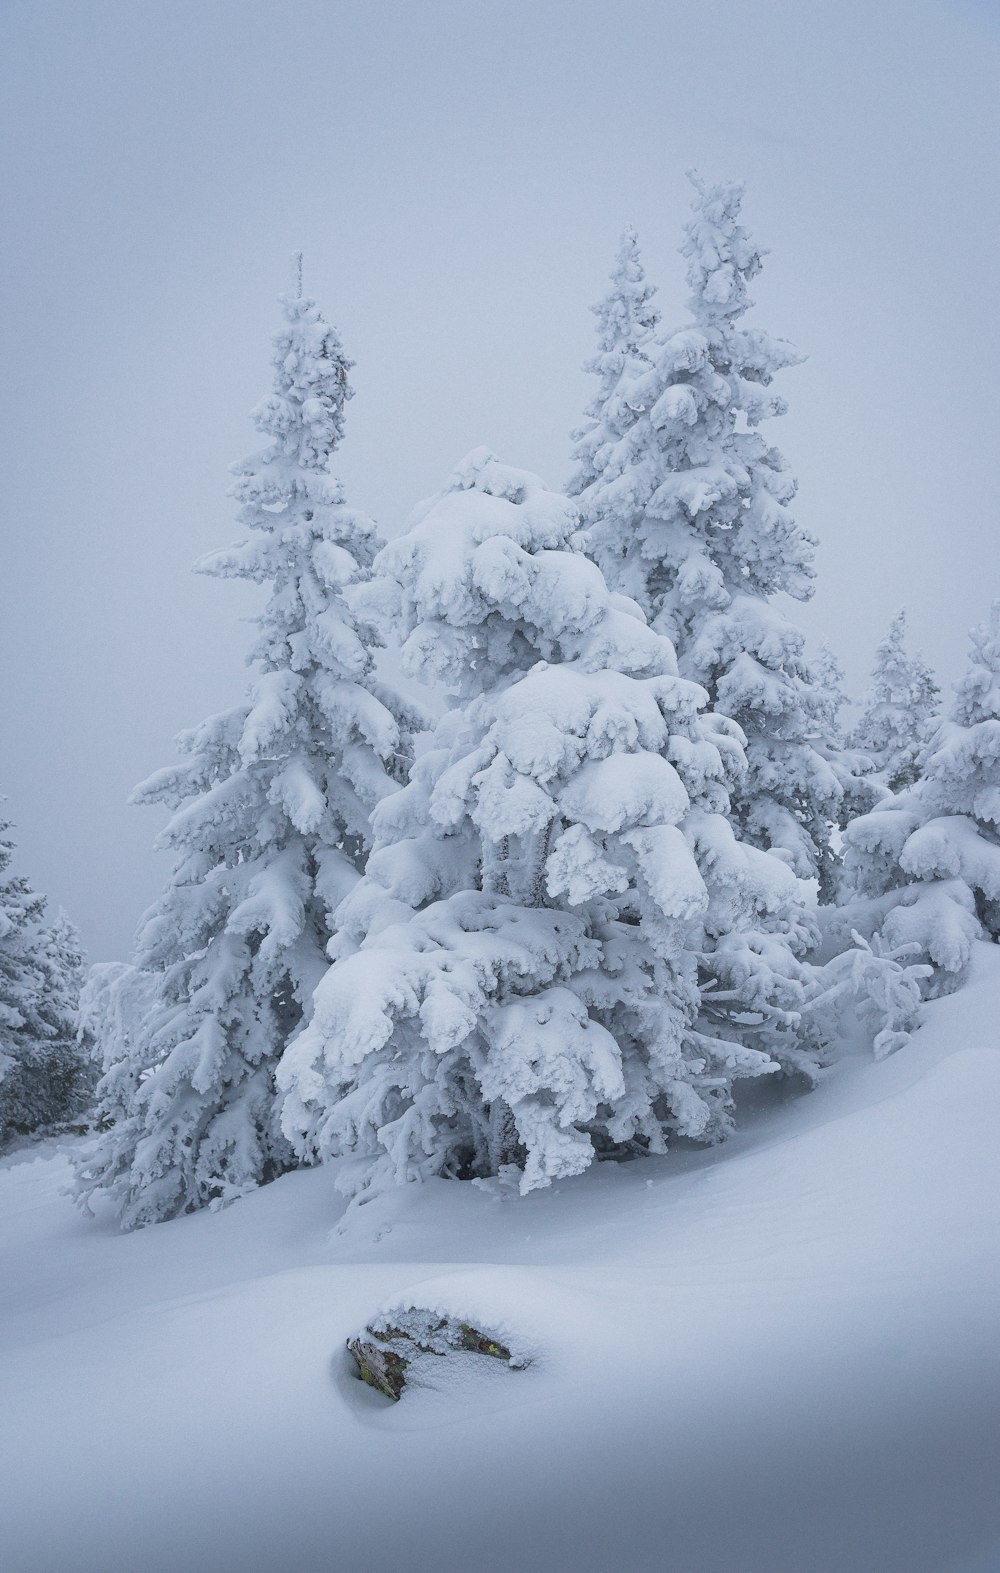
2, 950, 1000, 1573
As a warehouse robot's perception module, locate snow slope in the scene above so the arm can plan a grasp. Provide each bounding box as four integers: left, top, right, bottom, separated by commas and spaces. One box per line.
2, 949, 1000, 1573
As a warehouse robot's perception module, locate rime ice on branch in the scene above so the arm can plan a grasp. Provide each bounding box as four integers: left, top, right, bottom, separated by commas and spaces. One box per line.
76, 288, 420, 1227
279, 450, 815, 1197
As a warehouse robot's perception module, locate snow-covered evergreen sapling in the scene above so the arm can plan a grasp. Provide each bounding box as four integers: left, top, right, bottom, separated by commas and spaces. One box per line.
849, 610, 939, 794
837, 601, 1000, 993
576, 173, 843, 892
76, 286, 420, 1228
279, 450, 816, 1197
0, 819, 87, 1143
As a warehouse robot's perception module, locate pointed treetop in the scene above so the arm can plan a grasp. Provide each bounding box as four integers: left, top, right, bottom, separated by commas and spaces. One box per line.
883, 607, 909, 651
871, 610, 936, 701
567, 224, 661, 496
245, 287, 355, 472
682, 169, 765, 323
588, 222, 659, 364
292, 250, 304, 298
849, 608, 939, 791
953, 599, 1000, 727
812, 641, 850, 738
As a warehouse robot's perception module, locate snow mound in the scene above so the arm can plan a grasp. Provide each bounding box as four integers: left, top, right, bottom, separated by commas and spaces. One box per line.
2, 945, 1000, 1571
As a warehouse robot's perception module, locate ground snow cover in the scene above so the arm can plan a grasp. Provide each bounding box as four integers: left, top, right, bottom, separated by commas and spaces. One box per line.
3, 952, 1000, 1572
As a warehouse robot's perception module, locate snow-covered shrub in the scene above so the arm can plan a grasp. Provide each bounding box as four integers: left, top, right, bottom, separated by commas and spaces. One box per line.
574, 173, 843, 893
1, 820, 87, 1143
75, 287, 422, 1228
279, 450, 816, 1197
805, 931, 929, 1062
838, 601, 1000, 994
849, 610, 939, 795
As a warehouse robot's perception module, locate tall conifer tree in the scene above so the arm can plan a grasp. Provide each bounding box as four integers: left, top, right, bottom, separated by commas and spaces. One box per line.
77, 280, 420, 1227
578, 175, 842, 889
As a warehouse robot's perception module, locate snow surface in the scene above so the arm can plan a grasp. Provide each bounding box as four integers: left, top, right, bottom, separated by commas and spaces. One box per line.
3, 949, 1000, 1572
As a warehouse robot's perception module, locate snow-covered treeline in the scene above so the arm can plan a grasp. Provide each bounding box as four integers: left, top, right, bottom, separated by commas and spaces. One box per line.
69, 174, 996, 1227
0, 814, 88, 1143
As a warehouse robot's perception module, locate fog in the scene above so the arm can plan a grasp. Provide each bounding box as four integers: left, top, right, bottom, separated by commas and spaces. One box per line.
1, 0, 997, 959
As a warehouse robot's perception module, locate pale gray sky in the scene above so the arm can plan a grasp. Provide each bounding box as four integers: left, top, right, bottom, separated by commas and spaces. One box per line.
1, 0, 997, 959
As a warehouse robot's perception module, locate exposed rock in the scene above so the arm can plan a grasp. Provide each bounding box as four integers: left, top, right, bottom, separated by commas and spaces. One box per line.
347, 1307, 522, 1401
347, 1335, 410, 1402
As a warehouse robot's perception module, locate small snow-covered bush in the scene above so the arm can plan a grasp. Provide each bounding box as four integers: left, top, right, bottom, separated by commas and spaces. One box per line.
805, 932, 929, 1061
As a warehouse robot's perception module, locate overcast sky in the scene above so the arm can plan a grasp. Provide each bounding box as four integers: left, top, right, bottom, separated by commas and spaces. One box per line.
1, 0, 997, 960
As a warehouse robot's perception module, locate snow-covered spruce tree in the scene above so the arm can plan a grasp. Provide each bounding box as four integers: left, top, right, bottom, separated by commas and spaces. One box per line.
811, 641, 882, 835
792, 642, 929, 1059
849, 610, 940, 794
75, 285, 420, 1228
578, 174, 843, 892
837, 601, 1000, 993
0, 816, 46, 1143
34, 911, 89, 1114
0, 822, 87, 1143
568, 224, 659, 497
278, 450, 816, 1197
75, 963, 158, 1152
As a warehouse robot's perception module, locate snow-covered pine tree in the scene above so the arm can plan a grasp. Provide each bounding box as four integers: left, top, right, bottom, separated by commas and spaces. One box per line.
799, 636, 930, 1063
0, 820, 87, 1143
75, 283, 421, 1228
75, 962, 158, 1155
811, 642, 851, 751
811, 641, 882, 837
578, 173, 843, 891
568, 224, 659, 497
278, 449, 815, 1197
849, 610, 940, 793
0, 815, 46, 1144
34, 910, 89, 1115
837, 601, 1000, 993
